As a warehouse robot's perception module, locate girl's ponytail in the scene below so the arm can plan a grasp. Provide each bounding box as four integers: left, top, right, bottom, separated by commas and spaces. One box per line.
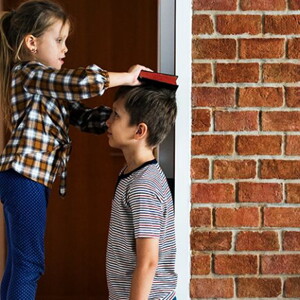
0, 11, 15, 131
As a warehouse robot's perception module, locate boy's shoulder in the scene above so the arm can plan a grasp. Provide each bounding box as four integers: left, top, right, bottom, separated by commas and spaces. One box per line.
128, 161, 169, 196
132, 160, 164, 181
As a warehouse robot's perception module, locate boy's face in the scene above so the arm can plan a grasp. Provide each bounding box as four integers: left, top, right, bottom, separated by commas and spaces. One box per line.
106, 97, 138, 150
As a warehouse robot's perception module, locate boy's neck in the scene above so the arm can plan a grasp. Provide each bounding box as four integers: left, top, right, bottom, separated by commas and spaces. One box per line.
122, 146, 155, 174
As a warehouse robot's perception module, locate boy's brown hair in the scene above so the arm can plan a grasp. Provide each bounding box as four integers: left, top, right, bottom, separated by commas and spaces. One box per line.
114, 85, 177, 147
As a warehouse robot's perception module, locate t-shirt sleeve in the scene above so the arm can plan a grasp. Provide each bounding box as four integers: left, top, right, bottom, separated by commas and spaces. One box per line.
127, 183, 163, 239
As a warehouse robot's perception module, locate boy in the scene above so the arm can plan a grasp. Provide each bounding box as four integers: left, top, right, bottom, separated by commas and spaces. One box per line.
106, 85, 177, 300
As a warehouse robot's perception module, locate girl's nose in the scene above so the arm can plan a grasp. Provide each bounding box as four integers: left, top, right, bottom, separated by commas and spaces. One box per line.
63, 45, 68, 54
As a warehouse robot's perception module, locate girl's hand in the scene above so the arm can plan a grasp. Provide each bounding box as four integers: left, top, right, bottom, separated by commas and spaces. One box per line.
127, 64, 153, 86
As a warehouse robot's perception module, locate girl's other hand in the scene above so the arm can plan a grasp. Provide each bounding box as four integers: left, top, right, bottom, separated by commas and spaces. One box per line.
127, 64, 153, 86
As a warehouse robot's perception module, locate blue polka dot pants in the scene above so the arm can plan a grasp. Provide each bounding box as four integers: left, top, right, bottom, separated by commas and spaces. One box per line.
0, 169, 49, 300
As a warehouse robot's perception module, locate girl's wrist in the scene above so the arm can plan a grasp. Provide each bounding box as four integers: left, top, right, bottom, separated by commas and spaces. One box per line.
124, 72, 134, 85
107, 72, 132, 88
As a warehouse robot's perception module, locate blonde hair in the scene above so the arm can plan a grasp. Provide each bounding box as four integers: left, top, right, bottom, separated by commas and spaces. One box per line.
0, 0, 69, 130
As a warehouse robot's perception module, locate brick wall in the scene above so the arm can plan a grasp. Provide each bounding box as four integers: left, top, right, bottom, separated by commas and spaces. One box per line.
191, 0, 300, 298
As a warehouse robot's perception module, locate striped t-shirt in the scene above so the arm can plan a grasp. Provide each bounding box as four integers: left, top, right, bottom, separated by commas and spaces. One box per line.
106, 159, 177, 300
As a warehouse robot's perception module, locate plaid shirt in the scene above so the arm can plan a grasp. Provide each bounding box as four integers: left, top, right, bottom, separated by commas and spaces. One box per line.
0, 61, 111, 196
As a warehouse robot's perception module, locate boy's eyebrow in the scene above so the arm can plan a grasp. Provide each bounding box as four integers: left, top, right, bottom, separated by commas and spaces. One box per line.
112, 102, 122, 111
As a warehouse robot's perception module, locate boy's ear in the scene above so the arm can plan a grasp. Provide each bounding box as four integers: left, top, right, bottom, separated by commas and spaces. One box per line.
135, 123, 148, 140
24, 34, 38, 52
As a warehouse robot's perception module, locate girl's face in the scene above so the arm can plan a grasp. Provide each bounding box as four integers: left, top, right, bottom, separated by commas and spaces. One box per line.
34, 19, 69, 70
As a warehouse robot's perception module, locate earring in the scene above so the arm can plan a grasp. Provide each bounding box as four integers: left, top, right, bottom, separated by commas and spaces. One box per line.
31, 48, 37, 54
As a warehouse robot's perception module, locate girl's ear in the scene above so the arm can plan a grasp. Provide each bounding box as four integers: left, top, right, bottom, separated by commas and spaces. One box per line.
135, 123, 148, 140
24, 34, 38, 53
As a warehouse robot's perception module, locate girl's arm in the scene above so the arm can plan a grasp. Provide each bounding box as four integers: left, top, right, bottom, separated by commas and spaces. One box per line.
129, 238, 159, 300
108, 64, 151, 87
67, 101, 111, 134
22, 62, 149, 101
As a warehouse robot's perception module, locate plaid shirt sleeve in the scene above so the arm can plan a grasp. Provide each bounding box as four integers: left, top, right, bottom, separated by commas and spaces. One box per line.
22, 62, 110, 101
67, 101, 112, 134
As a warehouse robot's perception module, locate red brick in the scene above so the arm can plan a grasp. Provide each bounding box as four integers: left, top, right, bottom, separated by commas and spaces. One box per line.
241, 0, 286, 10
191, 158, 209, 179
285, 278, 300, 297
215, 207, 260, 227
191, 254, 211, 275
192, 109, 211, 132
263, 63, 300, 83
217, 15, 261, 35
214, 160, 256, 179
190, 207, 211, 227
265, 15, 300, 34
237, 135, 282, 155
237, 278, 281, 298
238, 182, 283, 203
287, 38, 300, 59
286, 87, 300, 107
192, 63, 212, 83
286, 184, 300, 203
215, 111, 258, 131
236, 231, 279, 251
193, 0, 237, 10
193, 39, 236, 59
283, 231, 300, 251
216, 63, 259, 83
264, 207, 300, 227
190, 278, 234, 298
289, 0, 300, 10
191, 231, 232, 251
192, 87, 235, 107
262, 254, 300, 274
286, 136, 300, 155
214, 255, 258, 275
238, 87, 283, 107
192, 135, 234, 155
191, 183, 235, 203
261, 160, 300, 179
192, 15, 214, 34
240, 39, 284, 59
262, 112, 300, 131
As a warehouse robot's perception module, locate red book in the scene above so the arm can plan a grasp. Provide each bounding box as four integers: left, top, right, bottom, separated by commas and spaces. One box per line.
138, 70, 178, 90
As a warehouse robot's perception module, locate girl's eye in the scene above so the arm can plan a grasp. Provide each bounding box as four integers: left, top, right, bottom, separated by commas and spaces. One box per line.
57, 38, 62, 43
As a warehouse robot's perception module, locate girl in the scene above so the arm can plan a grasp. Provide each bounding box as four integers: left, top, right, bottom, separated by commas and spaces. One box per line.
0, 0, 150, 298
